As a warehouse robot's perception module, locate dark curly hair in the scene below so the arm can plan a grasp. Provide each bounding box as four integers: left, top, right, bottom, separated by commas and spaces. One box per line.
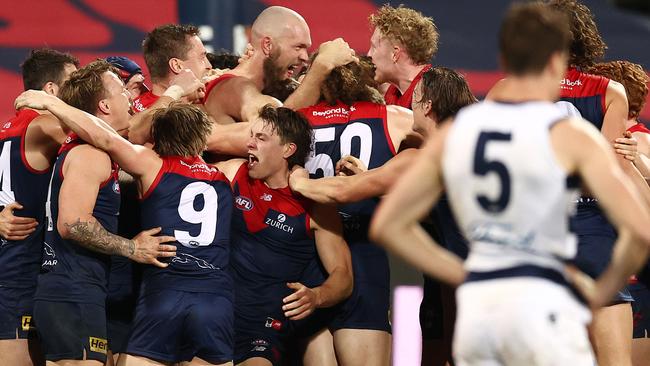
546, 0, 606, 68
369, 5, 438, 64
320, 56, 384, 106
588, 61, 649, 119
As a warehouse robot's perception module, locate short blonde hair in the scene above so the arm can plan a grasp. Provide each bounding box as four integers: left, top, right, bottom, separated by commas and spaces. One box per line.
369, 5, 439, 64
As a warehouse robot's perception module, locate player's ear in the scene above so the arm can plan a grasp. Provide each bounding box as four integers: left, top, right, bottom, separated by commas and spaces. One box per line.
43, 81, 58, 96
169, 58, 184, 75
283, 142, 297, 159
423, 99, 433, 117
392, 44, 401, 63
261, 36, 273, 57
98, 99, 110, 114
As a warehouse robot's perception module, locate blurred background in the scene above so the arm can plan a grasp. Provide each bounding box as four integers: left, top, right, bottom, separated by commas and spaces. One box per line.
0, 0, 648, 122
0, 0, 648, 363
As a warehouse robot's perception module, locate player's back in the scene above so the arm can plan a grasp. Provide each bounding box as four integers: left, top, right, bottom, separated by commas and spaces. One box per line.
0, 109, 52, 288
303, 101, 396, 223
139, 155, 233, 294
443, 101, 579, 274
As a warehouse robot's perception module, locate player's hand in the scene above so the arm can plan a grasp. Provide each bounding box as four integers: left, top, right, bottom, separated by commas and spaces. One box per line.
238, 43, 254, 64
336, 155, 367, 176
614, 132, 639, 162
282, 282, 320, 320
167, 69, 205, 102
14, 90, 59, 111
289, 166, 309, 191
314, 38, 358, 71
0, 202, 38, 240
130, 227, 177, 268
202, 68, 230, 84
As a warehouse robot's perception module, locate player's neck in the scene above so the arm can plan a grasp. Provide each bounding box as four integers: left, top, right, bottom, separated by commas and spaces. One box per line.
263, 167, 290, 190
152, 80, 170, 97
392, 63, 428, 94
233, 58, 265, 90
491, 75, 557, 103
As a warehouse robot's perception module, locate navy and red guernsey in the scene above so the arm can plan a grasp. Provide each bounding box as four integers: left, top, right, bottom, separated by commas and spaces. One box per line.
559, 67, 609, 129
35, 135, 120, 306
384, 64, 431, 109
204, 73, 237, 101
132, 90, 160, 113
0, 109, 51, 289
300, 101, 396, 223
139, 155, 233, 294
230, 162, 315, 312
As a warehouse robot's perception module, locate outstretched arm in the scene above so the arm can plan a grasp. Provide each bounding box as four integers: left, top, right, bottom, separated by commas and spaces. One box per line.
15, 90, 160, 179
370, 121, 466, 287
282, 203, 353, 320
289, 149, 417, 204
284, 38, 358, 110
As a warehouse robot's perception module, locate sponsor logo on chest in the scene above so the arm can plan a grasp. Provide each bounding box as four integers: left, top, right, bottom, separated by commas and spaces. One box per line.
265, 213, 294, 234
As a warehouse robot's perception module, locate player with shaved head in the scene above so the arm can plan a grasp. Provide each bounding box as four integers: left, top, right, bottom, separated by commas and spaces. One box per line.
203, 6, 357, 124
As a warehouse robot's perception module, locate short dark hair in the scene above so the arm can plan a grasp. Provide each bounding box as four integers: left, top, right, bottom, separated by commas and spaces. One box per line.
547, 0, 606, 68
59, 60, 117, 115
206, 51, 239, 70
151, 103, 212, 157
20, 48, 79, 90
258, 105, 312, 167
416, 67, 477, 121
321, 56, 384, 106
499, 3, 571, 75
143, 24, 200, 81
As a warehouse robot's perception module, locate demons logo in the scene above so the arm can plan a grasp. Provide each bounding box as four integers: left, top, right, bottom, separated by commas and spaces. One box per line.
235, 195, 253, 211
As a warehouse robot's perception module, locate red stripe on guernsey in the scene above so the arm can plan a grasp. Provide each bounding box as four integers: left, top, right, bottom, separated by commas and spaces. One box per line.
628, 123, 650, 134
301, 101, 388, 127
142, 155, 229, 200
560, 68, 609, 102
140, 158, 166, 200
381, 105, 397, 156
384, 64, 432, 108
132, 91, 159, 113
6, 109, 50, 174
204, 74, 237, 101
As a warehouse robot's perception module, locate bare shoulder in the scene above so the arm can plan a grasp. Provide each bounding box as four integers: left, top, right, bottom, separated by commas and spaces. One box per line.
64, 144, 112, 180
213, 158, 246, 182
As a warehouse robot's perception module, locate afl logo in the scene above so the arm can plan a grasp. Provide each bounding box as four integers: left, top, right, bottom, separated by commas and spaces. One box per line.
112, 181, 121, 194
235, 195, 253, 211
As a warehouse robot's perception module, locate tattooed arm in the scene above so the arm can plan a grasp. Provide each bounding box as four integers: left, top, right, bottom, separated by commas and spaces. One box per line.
57, 145, 176, 267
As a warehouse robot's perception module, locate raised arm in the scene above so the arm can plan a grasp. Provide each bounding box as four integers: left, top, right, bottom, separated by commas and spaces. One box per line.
203, 77, 281, 124
128, 69, 206, 145
15, 90, 160, 179
370, 121, 466, 287
284, 38, 358, 110
289, 149, 417, 204
57, 146, 175, 267
282, 202, 353, 320
206, 122, 250, 157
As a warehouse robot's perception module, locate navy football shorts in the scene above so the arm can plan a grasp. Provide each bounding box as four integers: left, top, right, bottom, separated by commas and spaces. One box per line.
126, 289, 233, 364
570, 203, 633, 303
0, 286, 35, 340
33, 300, 107, 363
330, 241, 391, 332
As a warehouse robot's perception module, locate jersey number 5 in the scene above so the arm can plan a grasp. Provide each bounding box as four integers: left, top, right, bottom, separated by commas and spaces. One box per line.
473, 132, 512, 213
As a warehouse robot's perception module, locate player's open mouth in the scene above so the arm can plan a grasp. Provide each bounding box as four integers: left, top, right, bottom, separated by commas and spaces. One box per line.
287, 64, 300, 78
248, 153, 259, 168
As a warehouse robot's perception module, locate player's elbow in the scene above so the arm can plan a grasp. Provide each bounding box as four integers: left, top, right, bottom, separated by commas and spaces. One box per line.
369, 212, 395, 248
57, 219, 73, 240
